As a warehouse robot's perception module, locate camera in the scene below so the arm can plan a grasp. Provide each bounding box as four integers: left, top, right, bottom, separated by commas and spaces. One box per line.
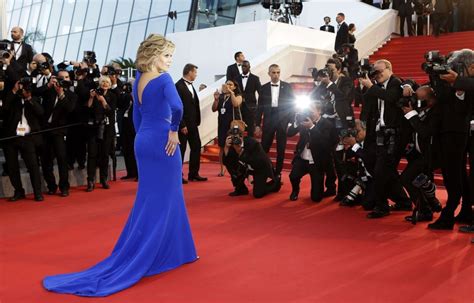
340, 173, 369, 206
103, 65, 119, 76
56, 77, 72, 89
356, 58, 379, 79
38, 61, 50, 70
83, 51, 97, 65
95, 87, 105, 96
17, 77, 35, 94
397, 95, 428, 109
230, 125, 242, 145
421, 51, 451, 75
121, 82, 132, 94
0, 41, 12, 59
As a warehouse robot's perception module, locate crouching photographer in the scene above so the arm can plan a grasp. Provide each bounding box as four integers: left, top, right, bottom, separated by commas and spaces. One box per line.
85, 76, 117, 192
399, 86, 442, 224
223, 125, 281, 198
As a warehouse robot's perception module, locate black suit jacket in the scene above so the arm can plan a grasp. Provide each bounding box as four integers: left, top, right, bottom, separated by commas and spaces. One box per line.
226, 63, 241, 82
41, 89, 77, 135
454, 76, 474, 91
335, 22, 349, 51
175, 78, 201, 130
236, 73, 261, 109
287, 117, 334, 165
397, 0, 414, 16
3, 92, 44, 137
256, 81, 295, 129
12, 42, 33, 73
320, 25, 335, 33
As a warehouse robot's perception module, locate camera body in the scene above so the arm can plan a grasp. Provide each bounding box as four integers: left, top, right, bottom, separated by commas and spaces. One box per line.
0, 41, 12, 60
17, 77, 35, 95
121, 82, 132, 94
356, 59, 379, 79
230, 125, 242, 145
56, 77, 72, 89
95, 87, 105, 96
83, 51, 97, 65
397, 95, 428, 109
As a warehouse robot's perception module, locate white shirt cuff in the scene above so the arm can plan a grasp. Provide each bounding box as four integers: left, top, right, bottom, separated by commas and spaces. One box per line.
404, 110, 418, 120
112, 84, 118, 89
456, 92, 465, 101
352, 143, 361, 152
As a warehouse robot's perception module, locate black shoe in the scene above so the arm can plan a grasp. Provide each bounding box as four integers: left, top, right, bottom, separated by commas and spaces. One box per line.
405, 212, 433, 223
454, 212, 473, 224
47, 187, 58, 195
34, 194, 44, 202
8, 192, 26, 202
188, 175, 208, 182
362, 201, 375, 211
120, 175, 133, 180
289, 191, 299, 201
367, 209, 390, 219
86, 181, 95, 192
390, 203, 412, 211
428, 218, 454, 230
333, 194, 344, 202
323, 190, 336, 198
182, 178, 188, 184
459, 225, 474, 233
339, 197, 356, 207
229, 190, 248, 197
428, 198, 442, 213
60, 189, 69, 197
101, 180, 110, 189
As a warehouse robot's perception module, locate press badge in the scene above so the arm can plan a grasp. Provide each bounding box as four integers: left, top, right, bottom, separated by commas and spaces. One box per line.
220, 108, 226, 115
16, 124, 27, 136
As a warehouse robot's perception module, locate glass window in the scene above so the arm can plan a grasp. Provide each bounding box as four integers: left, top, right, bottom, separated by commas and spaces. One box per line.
33, 39, 44, 53
19, 5, 31, 29
239, 0, 259, 5
57, 0, 75, 35
79, 30, 96, 57
6, 0, 15, 11
9, 9, 20, 29
106, 23, 128, 63
83, 1, 101, 30
23, 0, 32, 6
26, 4, 41, 34
43, 37, 55, 55
54, 35, 68, 62
170, 0, 191, 12
13, 0, 21, 9
131, 0, 151, 21
37, 0, 52, 34
124, 20, 146, 60
98, 0, 118, 28
114, 0, 134, 24
46, 1, 63, 37
65, 32, 81, 61
216, 0, 238, 18
146, 16, 167, 36
94, 26, 112, 66
165, 11, 189, 35
149, 0, 171, 18
70, 0, 88, 33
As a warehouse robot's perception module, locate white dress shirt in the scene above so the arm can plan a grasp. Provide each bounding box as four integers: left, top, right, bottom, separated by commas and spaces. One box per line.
183, 78, 194, 98
376, 78, 390, 130
241, 73, 249, 91
271, 81, 280, 108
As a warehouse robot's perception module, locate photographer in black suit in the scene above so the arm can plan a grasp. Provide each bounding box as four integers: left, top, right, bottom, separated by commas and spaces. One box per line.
39, 70, 77, 197
255, 64, 295, 177
288, 101, 334, 202
359, 59, 411, 218
10, 27, 33, 74
320, 16, 335, 33
226, 51, 245, 82
223, 126, 280, 198
3, 78, 44, 201
118, 82, 138, 181
176, 63, 207, 183
235, 60, 261, 138
334, 13, 349, 52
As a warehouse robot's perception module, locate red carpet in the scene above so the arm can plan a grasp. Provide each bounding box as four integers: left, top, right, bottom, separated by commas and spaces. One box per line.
0, 163, 472, 303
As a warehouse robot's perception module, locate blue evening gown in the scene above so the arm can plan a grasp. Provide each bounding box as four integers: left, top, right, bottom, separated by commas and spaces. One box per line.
43, 72, 198, 297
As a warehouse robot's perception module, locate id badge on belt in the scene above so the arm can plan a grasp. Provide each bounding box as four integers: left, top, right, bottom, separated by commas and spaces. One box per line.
16, 125, 26, 136
220, 108, 226, 115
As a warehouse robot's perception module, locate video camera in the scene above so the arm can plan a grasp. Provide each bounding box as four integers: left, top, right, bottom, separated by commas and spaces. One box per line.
355, 58, 379, 79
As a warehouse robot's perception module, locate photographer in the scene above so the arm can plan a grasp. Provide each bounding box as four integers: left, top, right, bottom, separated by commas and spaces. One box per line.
85, 76, 117, 192
359, 59, 411, 218
39, 70, 77, 197
3, 78, 44, 201
31, 53, 54, 97
222, 126, 280, 198
288, 101, 334, 202
119, 82, 138, 180
400, 86, 442, 223
341, 43, 359, 79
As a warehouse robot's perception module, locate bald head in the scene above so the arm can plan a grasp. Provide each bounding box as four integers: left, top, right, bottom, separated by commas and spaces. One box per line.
416, 86, 436, 102
33, 53, 46, 64
10, 27, 24, 41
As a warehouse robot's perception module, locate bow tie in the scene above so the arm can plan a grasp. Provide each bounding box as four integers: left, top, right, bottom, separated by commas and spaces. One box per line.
271, 84, 279, 87
12, 41, 21, 44
184, 79, 193, 85
242, 75, 248, 78
237, 64, 242, 67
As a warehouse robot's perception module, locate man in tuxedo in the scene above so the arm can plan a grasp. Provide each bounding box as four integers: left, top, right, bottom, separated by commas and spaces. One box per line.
255, 64, 295, 177
341, 43, 359, 79
334, 13, 349, 52
359, 59, 411, 218
288, 101, 334, 202
395, 0, 414, 36
118, 82, 138, 180
176, 64, 207, 183
39, 70, 77, 197
10, 27, 33, 74
235, 60, 261, 137
223, 127, 280, 198
320, 16, 335, 33
3, 79, 44, 201
226, 51, 245, 82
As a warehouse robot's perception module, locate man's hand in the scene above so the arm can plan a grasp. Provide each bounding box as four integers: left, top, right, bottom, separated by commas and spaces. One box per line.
213, 89, 220, 100
359, 75, 373, 88
180, 127, 188, 135
320, 76, 330, 85
342, 136, 357, 149
54, 83, 64, 96
440, 69, 458, 84
12, 81, 20, 94
402, 102, 413, 114
48, 76, 57, 89
225, 135, 233, 147
402, 85, 415, 97
301, 118, 314, 129
254, 126, 262, 137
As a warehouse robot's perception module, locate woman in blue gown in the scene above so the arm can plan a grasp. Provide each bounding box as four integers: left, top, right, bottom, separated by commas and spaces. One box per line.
43, 34, 198, 297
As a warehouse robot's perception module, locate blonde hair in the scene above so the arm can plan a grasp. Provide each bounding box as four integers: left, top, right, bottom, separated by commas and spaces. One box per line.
375, 59, 393, 71
136, 34, 175, 73
99, 76, 112, 86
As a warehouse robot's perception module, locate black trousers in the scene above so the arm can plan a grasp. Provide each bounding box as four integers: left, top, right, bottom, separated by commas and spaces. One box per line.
122, 117, 138, 178
400, 14, 414, 36
179, 125, 202, 178
261, 121, 287, 175
4, 136, 42, 196
416, 15, 425, 35
432, 13, 449, 36
289, 157, 324, 202
439, 133, 471, 221
40, 132, 69, 192
242, 105, 256, 138
87, 126, 115, 182
66, 124, 87, 167
225, 161, 276, 198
